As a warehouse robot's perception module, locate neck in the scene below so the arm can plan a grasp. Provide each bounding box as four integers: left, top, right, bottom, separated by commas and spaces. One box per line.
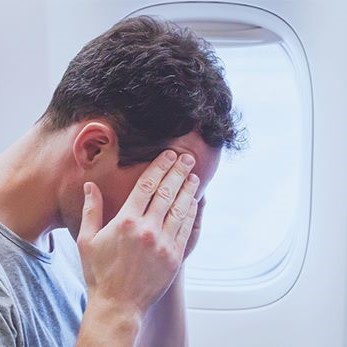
0, 124, 62, 250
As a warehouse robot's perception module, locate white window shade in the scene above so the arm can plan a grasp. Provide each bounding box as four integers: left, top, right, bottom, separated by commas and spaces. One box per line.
175, 20, 281, 46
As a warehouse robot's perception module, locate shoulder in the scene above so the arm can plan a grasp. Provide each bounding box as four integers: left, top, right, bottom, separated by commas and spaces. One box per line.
0, 264, 24, 346
0, 262, 15, 300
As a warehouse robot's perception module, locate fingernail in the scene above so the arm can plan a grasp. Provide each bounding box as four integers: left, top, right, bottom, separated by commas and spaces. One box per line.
188, 174, 199, 184
181, 154, 195, 166
84, 182, 92, 196
165, 150, 177, 162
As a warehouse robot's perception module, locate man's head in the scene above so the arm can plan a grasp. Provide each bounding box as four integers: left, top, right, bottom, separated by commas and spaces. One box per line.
36, 16, 240, 236
38, 15, 238, 165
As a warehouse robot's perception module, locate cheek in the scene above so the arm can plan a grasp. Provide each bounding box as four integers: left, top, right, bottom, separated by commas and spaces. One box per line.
194, 183, 206, 202
101, 171, 144, 225
102, 189, 128, 225
103, 204, 118, 225
193, 163, 220, 202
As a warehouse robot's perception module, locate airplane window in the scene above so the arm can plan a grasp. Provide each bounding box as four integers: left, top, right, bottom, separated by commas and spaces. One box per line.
186, 43, 301, 279
129, 2, 312, 310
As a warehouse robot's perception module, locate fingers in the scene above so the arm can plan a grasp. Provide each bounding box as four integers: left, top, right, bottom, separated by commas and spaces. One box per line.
162, 173, 200, 238
183, 196, 207, 259
78, 182, 103, 244
121, 150, 177, 216
117, 150, 200, 261
175, 199, 198, 254
145, 153, 196, 222
193, 196, 207, 231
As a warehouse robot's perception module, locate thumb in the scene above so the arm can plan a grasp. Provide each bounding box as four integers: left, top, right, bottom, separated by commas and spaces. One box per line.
78, 182, 103, 244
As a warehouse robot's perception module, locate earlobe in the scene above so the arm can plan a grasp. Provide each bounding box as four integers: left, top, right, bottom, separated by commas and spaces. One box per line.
72, 122, 115, 170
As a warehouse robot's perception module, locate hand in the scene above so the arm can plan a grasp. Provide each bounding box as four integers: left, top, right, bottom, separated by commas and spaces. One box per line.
77, 150, 200, 317
183, 196, 206, 260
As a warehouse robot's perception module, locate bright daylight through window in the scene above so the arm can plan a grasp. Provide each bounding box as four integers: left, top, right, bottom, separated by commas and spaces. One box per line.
185, 42, 302, 284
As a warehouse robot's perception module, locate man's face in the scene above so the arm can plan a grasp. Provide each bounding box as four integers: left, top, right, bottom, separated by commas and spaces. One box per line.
100, 131, 221, 226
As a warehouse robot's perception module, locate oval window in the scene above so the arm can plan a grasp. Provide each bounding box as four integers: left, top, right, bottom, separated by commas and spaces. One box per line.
128, 2, 313, 309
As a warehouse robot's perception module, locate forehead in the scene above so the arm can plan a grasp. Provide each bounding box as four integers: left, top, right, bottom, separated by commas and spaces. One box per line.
169, 132, 222, 201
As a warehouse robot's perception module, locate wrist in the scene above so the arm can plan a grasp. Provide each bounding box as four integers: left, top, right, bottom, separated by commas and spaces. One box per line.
139, 270, 188, 347
77, 293, 142, 346
162, 268, 185, 299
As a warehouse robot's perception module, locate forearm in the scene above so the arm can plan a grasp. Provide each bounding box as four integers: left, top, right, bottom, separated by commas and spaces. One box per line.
76, 294, 142, 347
137, 268, 188, 347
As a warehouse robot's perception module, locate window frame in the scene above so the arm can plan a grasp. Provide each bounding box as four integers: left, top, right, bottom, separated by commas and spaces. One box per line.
127, 2, 313, 310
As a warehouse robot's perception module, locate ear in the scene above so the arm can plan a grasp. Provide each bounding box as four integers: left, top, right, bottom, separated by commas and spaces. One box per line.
72, 122, 117, 170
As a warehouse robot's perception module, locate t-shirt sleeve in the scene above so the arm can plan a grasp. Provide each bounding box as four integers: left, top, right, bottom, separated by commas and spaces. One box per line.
0, 265, 24, 347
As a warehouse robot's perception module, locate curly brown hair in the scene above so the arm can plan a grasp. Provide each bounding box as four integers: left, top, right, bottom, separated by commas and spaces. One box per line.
39, 15, 241, 165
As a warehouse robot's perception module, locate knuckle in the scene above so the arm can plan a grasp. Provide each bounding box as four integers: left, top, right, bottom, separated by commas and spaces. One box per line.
157, 185, 173, 201
157, 245, 180, 272
169, 204, 186, 222
157, 159, 171, 173
140, 230, 156, 247
158, 245, 170, 259
180, 224, 192, 239
167, 254, 180, 273
187, 207, 197, 219
173, 165, 188, 178
118, 217, 137, 233
187, 199, 198, 218
137, 177, 156, 194
76, 236, 91, 253
83, 204, 94, 217
76, 235, 85, 248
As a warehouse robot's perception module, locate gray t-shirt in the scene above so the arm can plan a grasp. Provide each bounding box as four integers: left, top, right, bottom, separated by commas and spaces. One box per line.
0, 223, 87, 346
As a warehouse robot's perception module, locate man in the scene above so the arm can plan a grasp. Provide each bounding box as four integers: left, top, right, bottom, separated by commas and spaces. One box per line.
0, 16, 239, 346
